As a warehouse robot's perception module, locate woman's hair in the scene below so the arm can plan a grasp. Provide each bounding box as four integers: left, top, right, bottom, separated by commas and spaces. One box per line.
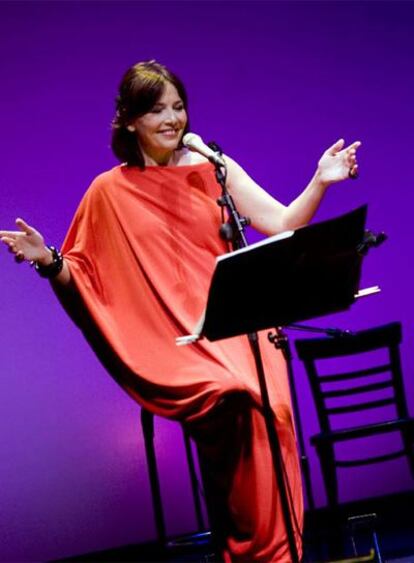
111, 60, 189, 168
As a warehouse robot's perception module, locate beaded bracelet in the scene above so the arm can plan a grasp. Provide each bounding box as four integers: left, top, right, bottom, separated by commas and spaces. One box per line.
34, 246, 64, 279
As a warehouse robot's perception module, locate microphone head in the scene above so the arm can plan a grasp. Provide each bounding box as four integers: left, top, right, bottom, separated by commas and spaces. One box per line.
182, 132, 225, 167
182, 132, 201, 149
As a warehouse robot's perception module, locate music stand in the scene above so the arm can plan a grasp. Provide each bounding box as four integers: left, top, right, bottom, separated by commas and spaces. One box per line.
177, 205, 371, 562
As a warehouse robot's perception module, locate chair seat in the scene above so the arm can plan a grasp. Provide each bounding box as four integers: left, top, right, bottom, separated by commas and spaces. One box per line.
310, 418, 414, 445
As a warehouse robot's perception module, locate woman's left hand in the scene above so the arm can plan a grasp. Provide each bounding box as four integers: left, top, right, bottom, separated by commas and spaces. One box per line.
317, 138, 361, 185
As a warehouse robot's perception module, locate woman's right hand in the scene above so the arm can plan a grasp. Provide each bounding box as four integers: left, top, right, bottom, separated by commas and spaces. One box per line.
0, 218, 52, 265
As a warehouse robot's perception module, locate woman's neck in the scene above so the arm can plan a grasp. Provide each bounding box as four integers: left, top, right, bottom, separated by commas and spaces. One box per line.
142, 150, 178, 167
141, 148, 208, 167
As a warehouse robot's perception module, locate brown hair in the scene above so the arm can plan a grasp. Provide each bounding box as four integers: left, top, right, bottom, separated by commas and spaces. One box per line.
111, 60, 189, 168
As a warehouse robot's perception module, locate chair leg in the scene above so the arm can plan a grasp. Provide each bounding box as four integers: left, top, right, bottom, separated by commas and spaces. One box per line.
182, 426, 206, 532
316, 442, 349, 559
400, 427, 414, 480
317, 442, 339, 509
140, 409, 167, 545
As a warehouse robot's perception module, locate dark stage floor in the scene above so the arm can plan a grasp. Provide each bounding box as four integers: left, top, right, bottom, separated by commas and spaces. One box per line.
61, 491, 414, 563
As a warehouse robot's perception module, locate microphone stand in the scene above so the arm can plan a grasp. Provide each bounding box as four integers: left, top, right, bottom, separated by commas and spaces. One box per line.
211, 147, 301, 563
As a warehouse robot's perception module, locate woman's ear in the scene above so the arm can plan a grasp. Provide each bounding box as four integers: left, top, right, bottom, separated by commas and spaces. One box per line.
126, 124, 135, 132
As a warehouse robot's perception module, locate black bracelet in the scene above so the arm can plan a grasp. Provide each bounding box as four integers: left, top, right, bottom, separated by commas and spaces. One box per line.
34, 246, 64, 279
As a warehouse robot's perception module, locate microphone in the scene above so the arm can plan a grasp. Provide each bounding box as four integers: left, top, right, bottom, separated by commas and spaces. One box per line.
182, 133, 225, 167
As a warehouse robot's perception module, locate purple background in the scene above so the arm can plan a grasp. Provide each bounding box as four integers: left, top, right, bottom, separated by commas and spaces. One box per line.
1, 1, 413, 560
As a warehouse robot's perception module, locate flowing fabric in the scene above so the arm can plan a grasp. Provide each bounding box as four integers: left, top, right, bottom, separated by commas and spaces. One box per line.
61, 162, 303, 561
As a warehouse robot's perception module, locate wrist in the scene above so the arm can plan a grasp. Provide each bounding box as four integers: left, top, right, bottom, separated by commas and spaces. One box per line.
34, 246, 64, 279
313, 169, 332, 191
37, 246, 54, 266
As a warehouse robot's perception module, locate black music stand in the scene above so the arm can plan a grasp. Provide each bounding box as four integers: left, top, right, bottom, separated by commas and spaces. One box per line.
201, 205, 367, 341
177, 205, 371, 562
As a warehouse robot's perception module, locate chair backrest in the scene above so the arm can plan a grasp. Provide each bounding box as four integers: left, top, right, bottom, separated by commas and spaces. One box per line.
294, 322, 409, 435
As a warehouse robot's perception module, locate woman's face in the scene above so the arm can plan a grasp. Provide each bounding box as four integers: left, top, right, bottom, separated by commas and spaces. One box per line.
131, 81, 187, 165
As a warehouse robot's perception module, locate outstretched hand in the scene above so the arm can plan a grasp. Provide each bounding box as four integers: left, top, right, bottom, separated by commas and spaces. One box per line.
0, 218, 49, 264
317, 139, 361, 185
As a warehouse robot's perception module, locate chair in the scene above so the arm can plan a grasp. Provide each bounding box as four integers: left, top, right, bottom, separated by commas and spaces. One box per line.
294, 321, 414, 508
140, 409, 209, 549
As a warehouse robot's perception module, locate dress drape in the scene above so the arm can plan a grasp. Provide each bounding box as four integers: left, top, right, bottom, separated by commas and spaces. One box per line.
60, 162, 303, 561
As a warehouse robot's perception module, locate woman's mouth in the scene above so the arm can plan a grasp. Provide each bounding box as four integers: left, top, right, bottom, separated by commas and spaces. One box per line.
158, 129, 178, 136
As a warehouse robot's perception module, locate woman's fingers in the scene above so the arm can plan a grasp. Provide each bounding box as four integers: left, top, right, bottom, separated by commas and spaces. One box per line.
1, 235, 27, 262
14, 251, 25, 263
1, 235, 16, 246
348, 163, 359, 179
328, 139, 361, 158
1, 235, 18, 254
1, 220, 42, 264
347, 151, 357, 165
326, 138, 345, 155
1, 234, 23, 253
345, 142, 361, 176
346, 141, 362, 151
0, 219, 35, 239
0, 230, 17, 238
342, 141, 361, 159
15, 217, 34, 234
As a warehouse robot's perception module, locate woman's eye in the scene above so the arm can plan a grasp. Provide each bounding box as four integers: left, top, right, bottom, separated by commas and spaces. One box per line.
149, 104, 184, 114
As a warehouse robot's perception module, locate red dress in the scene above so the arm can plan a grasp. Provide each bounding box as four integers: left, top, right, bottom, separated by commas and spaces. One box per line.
61, 162, 303, 561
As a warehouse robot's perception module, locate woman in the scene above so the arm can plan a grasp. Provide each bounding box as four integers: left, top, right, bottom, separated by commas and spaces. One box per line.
0, 61, 360, 561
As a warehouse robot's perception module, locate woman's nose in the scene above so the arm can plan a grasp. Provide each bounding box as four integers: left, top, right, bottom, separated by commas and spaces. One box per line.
164, 109, 179, 123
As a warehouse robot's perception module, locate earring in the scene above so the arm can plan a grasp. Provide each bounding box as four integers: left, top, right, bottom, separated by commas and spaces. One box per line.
126, 125, 135, 132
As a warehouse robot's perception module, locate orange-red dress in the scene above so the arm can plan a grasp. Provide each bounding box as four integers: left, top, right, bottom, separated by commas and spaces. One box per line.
61, 162, 303, 561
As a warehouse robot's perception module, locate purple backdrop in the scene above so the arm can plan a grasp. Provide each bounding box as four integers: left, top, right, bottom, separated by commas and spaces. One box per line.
1, 1, 413, 560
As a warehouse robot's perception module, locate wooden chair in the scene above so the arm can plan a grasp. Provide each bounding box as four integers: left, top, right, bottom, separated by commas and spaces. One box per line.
294, 321, 414, 508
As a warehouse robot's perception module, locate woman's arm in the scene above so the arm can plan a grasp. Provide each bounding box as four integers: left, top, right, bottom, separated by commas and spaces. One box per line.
0, 218, 72, 286
225, 138, 361, 236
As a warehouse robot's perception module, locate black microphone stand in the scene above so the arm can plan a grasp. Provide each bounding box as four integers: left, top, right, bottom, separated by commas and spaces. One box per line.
210, 146, 301, 563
